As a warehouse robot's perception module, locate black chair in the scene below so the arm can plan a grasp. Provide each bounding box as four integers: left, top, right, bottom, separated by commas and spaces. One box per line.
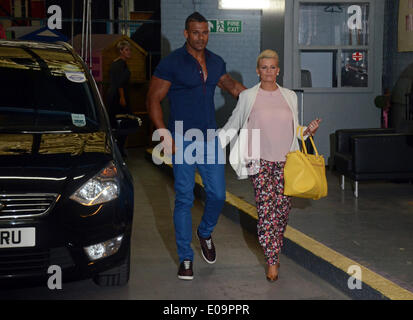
334, 128, 413, 197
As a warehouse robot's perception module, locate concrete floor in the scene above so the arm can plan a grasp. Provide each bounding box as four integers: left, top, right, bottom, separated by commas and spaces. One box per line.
225, 163, 413, 293
0, 148, 349, 300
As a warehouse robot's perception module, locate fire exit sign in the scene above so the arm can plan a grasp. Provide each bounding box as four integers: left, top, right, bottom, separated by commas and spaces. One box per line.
208, 20, 242, 33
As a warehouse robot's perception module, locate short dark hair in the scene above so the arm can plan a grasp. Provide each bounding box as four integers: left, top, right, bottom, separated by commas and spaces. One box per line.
185, 12, 207, 30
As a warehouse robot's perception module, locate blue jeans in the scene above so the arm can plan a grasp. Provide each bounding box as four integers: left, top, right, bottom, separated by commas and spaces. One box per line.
172, 135, 226, 263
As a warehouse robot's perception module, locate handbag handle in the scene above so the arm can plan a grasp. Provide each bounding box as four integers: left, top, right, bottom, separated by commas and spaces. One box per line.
299, 126, 319, 156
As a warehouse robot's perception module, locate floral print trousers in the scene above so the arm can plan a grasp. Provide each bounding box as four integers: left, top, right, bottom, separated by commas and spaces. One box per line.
249, 159, 292, 265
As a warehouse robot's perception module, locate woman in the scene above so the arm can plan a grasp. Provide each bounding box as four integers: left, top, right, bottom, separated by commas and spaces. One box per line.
218, 49, 321, 282
106, 40, 132, 157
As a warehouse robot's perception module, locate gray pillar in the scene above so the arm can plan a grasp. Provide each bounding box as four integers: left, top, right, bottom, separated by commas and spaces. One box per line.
261, 0, 285, 85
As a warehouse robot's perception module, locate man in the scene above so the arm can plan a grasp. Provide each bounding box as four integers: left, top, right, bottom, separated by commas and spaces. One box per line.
146, 12, 246, 280
107, 41, 132, 158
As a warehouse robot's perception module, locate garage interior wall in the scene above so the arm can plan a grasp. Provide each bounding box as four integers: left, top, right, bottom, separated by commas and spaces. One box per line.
159, 0, 393, 160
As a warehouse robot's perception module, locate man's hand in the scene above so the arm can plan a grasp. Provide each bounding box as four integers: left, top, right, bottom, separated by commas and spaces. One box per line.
160, 134, 176, 156
217, 73, 246, 99
119, 88, 127, 107
120, 96, 127, 107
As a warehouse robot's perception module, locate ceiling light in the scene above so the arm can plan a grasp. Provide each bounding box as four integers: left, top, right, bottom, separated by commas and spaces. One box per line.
219, 0, 270, 10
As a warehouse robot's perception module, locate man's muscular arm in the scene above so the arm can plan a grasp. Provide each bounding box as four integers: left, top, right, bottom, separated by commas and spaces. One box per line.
146, 76, 175, 154
146, 76, 171, 130
217, 73, 247, 99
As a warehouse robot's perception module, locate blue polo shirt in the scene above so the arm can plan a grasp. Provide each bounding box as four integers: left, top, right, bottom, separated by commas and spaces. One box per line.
154, 43, 227, 138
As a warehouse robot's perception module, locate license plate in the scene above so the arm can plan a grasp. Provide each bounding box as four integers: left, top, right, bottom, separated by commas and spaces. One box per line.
0, 228, 36, 248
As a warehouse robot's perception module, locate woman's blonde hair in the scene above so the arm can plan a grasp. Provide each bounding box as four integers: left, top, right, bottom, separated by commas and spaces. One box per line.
117, 40, 131, 53
256, 49, 279, 68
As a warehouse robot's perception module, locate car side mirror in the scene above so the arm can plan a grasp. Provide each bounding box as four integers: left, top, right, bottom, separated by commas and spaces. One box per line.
112, 114, 142, 136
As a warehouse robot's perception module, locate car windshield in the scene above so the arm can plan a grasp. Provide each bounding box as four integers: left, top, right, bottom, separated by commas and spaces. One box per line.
0, 44, 104, 132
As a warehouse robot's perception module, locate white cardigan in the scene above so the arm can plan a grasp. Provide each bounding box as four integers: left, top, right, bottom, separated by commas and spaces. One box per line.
218, 82, 307, 179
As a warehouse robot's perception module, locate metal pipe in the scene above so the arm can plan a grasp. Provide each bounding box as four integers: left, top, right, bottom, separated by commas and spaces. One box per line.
85, 0, 89, 63
81, 0, 86, 58
128, 0, 134, 35
300, 90, 304, 125
124, 0, 128, 35
71, 0, 74, 45
0, 16, 159, 24
109, 0, 114, 34
89, 0, 92, 69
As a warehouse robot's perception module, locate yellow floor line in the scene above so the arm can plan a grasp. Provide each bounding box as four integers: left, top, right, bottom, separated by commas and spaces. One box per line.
146, 148, 413, 300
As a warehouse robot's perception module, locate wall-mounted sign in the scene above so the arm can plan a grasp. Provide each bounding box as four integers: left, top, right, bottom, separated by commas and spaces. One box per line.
352, 52, 364, 61
208, 20, 242, 33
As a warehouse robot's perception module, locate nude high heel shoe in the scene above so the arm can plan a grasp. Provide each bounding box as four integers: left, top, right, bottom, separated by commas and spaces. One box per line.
266, 263, 280, 282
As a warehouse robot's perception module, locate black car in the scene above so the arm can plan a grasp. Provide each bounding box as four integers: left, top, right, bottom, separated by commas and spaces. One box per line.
0, 40, 137, 287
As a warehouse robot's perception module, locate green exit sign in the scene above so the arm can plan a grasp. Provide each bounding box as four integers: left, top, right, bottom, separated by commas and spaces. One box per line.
208, 20, 242, 33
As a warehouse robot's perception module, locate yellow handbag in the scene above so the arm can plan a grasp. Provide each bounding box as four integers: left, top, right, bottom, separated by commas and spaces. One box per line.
283, 127, 328, 200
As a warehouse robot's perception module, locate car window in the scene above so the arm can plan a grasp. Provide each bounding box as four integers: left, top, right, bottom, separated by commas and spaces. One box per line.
0, 46, 104, 133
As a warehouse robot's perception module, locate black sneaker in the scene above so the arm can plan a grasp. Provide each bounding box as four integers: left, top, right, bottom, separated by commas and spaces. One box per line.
197, 230, 216, 264
177, 259, 193, 280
